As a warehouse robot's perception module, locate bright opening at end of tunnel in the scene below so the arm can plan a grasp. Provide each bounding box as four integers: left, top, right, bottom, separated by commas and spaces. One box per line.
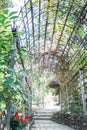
32, 92, 60, 111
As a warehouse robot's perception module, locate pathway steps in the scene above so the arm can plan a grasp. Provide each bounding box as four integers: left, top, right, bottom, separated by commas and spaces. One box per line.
31, 120, 75, 130
31, 108, 75, 130
33, 109, 55, 120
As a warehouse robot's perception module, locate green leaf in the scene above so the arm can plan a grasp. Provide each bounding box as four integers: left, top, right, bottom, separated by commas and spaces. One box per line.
0, 87, 3, 92
0, 62, 7, 66
0, 14, 6, 24
4, 55, 10, 61
21, 98, 27, 105
9, 11, 18, 16
7, 67, 15, 74
0, 31, 7, 34
3, 9, 9, 15
0, 78, 4, 82
10, 16, 18, 19
4, 78, 14, 87
3, 93, 8, 98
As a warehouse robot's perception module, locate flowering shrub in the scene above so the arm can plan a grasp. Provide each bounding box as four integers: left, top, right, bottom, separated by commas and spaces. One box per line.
10, 112, 32, 129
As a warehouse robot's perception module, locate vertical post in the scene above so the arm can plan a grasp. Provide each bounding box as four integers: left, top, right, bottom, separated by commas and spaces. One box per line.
22, 74, 26, 117
59, 89, 62, 111
66, 86, 69, 112
6, 27, 16, 130
25, 77, 32, 116
79, 70, 87, 115
6, 97, 11, 130
28, 89, 32, 115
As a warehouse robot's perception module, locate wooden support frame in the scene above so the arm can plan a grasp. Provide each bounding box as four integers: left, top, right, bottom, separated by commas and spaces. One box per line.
79, 70, 87, 115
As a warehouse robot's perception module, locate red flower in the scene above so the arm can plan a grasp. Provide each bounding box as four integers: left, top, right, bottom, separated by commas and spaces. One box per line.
14, 112, 19, 119
19, 115, 32, 123
26, 115, 32, 120
19, 117, 24, 122
19, 117, 26, 123
14, 112, 32, 123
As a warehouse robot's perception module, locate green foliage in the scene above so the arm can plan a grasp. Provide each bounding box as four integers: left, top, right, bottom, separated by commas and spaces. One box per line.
0, 9, 26, 110
0, 0, 13, 10
69, 90, 83, 115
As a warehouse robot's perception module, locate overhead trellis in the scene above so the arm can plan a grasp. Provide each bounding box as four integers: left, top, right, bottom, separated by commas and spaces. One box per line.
16, 0, 87, 86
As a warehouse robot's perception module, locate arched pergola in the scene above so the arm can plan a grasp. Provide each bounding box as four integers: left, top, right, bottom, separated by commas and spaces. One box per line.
14, 0, 87, 116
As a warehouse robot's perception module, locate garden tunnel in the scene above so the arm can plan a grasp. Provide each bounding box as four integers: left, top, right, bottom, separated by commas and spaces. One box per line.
0, 0, 87, 130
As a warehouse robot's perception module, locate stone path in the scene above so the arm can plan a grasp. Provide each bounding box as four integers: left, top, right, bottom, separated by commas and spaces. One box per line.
31, 120, 75, 130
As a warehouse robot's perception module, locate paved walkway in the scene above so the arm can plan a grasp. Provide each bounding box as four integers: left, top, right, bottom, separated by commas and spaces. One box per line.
31, 120, 75, 130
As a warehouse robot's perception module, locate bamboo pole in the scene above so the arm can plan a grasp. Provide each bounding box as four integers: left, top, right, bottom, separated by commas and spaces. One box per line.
6, 27, 16, 130
79, 70, 87, 115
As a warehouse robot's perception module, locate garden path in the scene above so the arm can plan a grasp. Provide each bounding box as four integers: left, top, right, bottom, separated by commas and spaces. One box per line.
30, 120, 75, 130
